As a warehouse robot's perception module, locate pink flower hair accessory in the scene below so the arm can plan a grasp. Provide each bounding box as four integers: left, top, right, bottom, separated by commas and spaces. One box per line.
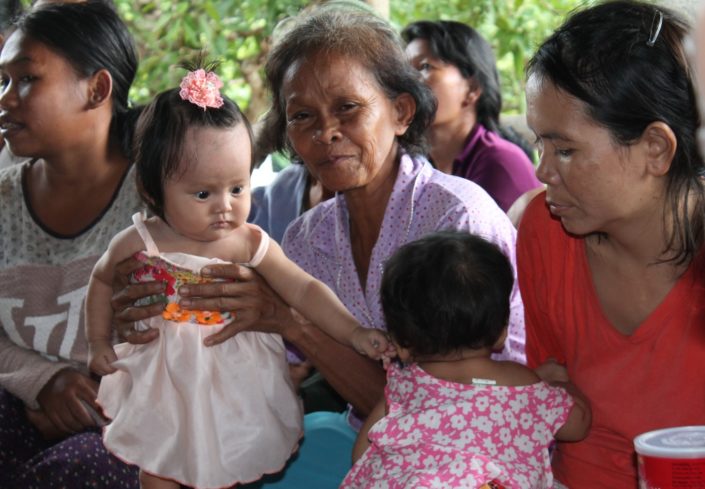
179, 69, 224, 110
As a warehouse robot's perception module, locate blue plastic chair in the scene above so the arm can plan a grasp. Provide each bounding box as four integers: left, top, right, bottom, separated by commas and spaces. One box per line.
243, 411, 356, 488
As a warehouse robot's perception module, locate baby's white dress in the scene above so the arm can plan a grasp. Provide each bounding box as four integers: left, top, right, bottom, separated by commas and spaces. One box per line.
97, 213, 303, 489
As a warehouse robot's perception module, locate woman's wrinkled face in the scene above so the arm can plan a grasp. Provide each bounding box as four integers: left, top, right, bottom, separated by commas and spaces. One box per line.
405, 38, 471, 127
0, 30, 93, 157
282, 52, 413, 194
525, 74, 650, 236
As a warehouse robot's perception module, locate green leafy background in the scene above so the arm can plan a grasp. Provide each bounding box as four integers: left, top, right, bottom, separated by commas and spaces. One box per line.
20, 0, 601, 120
109, 0, 597, 121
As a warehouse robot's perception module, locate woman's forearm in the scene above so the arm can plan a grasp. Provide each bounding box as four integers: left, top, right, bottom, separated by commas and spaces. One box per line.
0, 333, 72, 408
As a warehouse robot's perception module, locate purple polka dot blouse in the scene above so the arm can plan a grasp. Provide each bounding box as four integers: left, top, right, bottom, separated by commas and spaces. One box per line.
283, 154, 525, 363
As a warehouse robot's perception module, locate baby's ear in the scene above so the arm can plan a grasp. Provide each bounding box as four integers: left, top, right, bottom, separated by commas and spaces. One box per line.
491, 327, 509, 352
395, 344, 413, 363
87, 69, 113, 109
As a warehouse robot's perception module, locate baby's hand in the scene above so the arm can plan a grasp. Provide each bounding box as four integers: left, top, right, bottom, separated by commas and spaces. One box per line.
87, 341, 118, 376
351, 327, 396, 363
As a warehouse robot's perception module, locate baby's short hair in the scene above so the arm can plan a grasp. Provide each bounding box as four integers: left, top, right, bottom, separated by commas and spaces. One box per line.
381, 231, 513, 357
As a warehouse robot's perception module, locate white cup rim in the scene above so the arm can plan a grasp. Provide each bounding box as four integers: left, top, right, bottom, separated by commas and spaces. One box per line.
635, 426, 705, 458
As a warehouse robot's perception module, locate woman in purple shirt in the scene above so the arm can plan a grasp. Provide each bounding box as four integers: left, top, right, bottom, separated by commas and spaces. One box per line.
403, 20, 541, 212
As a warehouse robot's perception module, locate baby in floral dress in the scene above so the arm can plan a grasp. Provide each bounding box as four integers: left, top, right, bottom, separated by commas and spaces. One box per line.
84, 67, 390, 489
341, 232, 591, 489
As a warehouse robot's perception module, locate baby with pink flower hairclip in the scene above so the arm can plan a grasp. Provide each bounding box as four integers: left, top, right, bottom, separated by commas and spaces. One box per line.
83, 66, 393, 489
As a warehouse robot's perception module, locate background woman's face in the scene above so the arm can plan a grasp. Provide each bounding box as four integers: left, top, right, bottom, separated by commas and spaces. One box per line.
282, 52, 411, 194
405, 38, 471, 128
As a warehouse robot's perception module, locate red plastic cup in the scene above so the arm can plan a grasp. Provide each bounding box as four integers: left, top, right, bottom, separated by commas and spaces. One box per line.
634, 426, 705, 489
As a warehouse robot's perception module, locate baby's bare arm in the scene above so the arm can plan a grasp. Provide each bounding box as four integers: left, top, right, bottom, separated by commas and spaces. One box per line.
85, 227, 145, 365
352, 396, 386, 463
533, 359, 591, 441
554, 381, 592, 442
253, 230, 365, 347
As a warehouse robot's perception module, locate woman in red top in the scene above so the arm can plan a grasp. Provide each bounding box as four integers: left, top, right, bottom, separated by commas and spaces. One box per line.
518, 1, 705, 487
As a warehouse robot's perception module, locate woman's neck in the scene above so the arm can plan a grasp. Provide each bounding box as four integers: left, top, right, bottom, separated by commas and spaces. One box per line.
344, 148, 401, 289
41, 148, 125, 187
585, 204, 694, 336
26, 137, 131, 236
427, 114, 476, 174
587, 196, 686, 270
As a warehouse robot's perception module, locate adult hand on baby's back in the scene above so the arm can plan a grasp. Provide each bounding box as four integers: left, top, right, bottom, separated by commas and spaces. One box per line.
534, 358, 570, 384
36, 369, 100, 437
111, 256, 163, 344
178, 264, 286, 346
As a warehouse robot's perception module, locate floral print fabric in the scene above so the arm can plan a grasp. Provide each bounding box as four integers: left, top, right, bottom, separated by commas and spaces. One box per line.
132, 251, 233, 326
341, 363, 574, 489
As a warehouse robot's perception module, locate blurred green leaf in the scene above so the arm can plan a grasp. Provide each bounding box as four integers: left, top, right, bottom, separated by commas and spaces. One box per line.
109, 0, 593, 119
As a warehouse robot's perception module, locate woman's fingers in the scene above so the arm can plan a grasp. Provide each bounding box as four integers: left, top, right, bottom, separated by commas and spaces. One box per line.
113, 256, 146, 287
534, 358, 570, 383
180, 282, 264, 310
37, 370, 100, 434
25, 408, 65, 440
110, 281, 165, 311
111, 256, 164, 342
201, 263, 257, 281
203, 320, 249, 347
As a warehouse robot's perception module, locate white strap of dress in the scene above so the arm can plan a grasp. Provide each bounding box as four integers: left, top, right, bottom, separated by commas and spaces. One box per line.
131, 212, 160, 257
249, 227, 270, 267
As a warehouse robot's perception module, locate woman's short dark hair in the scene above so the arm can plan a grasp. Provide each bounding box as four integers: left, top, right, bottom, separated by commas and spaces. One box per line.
260, 5, 436, 158
14, 0, 138, 157
527, 0, 704, 265
134, 89, 253, 219
381, 231, 513, 357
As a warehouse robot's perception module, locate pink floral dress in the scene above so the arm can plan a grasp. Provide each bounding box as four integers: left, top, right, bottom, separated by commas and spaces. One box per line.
341, 363, 573, 489
97, 213, 303, 489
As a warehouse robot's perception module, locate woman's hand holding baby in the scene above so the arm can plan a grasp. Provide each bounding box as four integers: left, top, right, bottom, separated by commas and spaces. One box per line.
36, 369, 101, 436
179, 263, 284, 346
111, 256, 163, 344
534, 358, 570, 384
110, 259, 292, 347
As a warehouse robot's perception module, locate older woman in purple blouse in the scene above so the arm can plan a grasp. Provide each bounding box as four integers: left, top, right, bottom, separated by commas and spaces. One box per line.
258, 5, 526, 415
